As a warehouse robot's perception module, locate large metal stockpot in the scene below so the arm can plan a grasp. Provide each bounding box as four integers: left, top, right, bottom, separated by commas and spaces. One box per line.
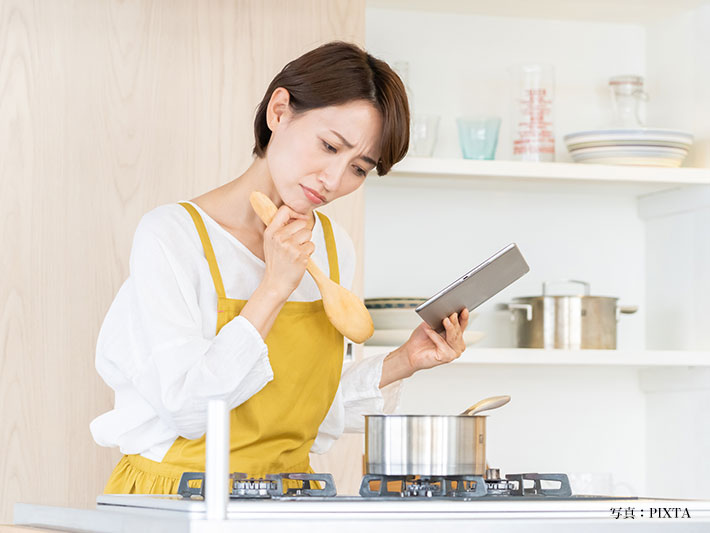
501, 280, 638, 350
364, 414, 486, 476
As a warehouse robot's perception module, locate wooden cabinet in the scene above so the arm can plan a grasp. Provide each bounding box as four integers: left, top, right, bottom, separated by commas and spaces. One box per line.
0, 0, 366, 522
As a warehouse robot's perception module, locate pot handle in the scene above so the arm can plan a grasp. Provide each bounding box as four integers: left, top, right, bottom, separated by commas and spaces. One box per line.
616, 304, 639, 320
542, 279, 590, 296
496, 302, 533, 321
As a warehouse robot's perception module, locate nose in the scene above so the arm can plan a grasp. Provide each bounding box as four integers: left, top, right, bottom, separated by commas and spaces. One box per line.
318, 159, 348, 192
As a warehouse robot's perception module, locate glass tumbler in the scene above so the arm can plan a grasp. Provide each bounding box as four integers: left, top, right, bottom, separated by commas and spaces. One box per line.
409, 114, 440, 157
510, 64, 555, 162
456, 117, 501, 160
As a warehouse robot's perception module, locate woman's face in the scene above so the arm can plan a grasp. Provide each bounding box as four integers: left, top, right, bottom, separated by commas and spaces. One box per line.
265, 88, 383, 214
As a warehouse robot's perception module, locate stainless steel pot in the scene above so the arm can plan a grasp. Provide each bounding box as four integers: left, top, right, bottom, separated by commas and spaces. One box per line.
364, 414, 486, 476
500, 280, 638, 350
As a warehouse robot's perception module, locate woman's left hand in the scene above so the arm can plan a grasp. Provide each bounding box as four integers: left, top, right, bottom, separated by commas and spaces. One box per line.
403, 308, 470, 371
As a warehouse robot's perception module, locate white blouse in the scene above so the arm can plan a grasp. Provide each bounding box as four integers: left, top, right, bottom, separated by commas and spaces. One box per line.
90, 201, 400, 463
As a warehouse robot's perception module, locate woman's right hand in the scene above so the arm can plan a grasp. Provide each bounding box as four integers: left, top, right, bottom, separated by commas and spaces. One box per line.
261, 205, 315, 300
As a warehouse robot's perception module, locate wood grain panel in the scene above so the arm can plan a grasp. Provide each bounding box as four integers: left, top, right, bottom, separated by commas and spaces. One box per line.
0, 0, 365, 522
0, 526, 67, 533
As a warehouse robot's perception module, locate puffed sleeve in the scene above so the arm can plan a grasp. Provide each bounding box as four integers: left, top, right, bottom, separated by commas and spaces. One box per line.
92, 210, 273, 444
310, 223, 402, 454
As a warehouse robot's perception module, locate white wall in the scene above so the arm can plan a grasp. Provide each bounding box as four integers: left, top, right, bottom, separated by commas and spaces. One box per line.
646, 4, 710, 167
639, 186, 710, 350
641, 9, 710, 497
639, 187, 710, 499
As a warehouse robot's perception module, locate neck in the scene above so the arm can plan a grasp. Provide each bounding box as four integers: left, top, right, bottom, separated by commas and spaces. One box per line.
193, 156, 315, 234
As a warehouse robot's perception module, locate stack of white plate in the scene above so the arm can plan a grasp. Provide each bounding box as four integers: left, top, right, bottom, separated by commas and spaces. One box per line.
364, 297, 483, 346
563, 129, 693, 167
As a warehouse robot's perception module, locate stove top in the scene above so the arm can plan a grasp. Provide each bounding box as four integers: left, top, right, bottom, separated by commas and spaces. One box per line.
176, 469, 632, 501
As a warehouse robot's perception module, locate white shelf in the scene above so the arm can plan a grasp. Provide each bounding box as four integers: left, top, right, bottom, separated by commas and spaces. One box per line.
379, 157, 710, 196
367, 0, 705, 24
363, 346, 710, 368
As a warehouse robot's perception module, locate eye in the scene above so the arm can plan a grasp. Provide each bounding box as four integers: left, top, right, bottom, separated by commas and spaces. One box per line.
353, 166, 367, 177
322, 140, 337, 153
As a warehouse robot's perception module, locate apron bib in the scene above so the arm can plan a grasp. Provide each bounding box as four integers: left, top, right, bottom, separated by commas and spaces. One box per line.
104, 202, 344, 494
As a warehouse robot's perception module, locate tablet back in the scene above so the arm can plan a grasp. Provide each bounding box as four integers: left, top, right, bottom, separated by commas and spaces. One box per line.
415, 243, 529, 332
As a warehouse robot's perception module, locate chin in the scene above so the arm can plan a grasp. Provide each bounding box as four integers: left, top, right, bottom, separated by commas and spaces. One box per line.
284, 194, 312, 214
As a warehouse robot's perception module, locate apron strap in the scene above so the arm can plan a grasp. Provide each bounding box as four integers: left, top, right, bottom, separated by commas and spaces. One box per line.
316, 211, 339, 285
179, 202, 227, 300
179, 202, 339, 294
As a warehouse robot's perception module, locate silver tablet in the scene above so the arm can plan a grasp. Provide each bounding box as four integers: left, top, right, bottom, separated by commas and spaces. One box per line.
415, 243, 530, 332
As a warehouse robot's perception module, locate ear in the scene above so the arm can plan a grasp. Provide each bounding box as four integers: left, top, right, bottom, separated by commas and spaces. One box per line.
266, 87, 292, 132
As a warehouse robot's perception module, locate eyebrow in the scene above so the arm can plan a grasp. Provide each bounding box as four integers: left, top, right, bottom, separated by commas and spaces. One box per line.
329, 129, 378, 168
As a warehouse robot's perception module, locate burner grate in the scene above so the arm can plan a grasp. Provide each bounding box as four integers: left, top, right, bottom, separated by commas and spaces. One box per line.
359, 472, 572, 499
359, 474, 487, 499
177, 471, 336, 499
505, 473, 572, 497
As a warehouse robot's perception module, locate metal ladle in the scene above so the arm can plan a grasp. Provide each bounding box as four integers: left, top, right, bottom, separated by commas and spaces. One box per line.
461, 395, 511, 416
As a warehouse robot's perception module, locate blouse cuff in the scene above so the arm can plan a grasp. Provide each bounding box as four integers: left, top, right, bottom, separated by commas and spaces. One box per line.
207, 315, 273, 408
341, 352, 402, 432
371, 352, 403, 414
221, 314, 271, 367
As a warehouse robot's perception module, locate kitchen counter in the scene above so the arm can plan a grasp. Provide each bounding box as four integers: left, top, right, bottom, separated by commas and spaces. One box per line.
14, 495, 710, 532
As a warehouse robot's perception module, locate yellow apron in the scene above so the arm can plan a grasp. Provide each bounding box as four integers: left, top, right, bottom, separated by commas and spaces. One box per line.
104, 202, 344, 494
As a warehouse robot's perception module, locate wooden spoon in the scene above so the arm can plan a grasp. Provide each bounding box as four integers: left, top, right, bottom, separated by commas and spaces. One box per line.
461, 395, 511, 416
249, 191, 374, 343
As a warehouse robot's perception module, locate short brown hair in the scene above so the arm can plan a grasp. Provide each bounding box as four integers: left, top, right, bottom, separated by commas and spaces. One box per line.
253, 41, 410, 176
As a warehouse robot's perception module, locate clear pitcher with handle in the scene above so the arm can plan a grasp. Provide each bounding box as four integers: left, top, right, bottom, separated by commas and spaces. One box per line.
609, 75, 648, 128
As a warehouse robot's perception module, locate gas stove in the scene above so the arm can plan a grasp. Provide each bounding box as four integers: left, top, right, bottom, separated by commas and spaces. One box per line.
174, 468, 630, 501
14, 400, 710, 531
16, 468, 710, 533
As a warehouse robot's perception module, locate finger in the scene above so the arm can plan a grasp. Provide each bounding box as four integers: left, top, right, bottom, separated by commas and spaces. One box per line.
442, 317, 462, 347
268, 205, 298, 229
443, 315, 461, 336
444, 316, 467, 352
289, 227, 313, 245
290, 241, 316, 264
460, 308, 470, 329
449, 312, 460, 329
425, 327, 454, 357
423, 328, 446, 361
279, 219, 310, 237
425, 325, 445, 345
302, 241, 316, 257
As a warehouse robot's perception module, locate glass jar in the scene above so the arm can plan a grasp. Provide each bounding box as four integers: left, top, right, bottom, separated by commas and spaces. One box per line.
393, 60, 440, 157
608, 75, 648, 128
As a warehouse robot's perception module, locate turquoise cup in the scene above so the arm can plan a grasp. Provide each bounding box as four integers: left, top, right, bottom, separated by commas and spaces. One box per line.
456, 117, 501, 160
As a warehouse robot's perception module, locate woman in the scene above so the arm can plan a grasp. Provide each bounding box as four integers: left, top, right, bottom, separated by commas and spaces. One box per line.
91, 41, 469, 494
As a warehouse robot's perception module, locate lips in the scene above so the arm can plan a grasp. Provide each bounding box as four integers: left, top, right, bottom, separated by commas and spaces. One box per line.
301, 185, 326, 204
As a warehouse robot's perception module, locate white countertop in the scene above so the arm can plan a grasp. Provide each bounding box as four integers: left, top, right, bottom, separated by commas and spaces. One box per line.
14, 495, 710, 533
